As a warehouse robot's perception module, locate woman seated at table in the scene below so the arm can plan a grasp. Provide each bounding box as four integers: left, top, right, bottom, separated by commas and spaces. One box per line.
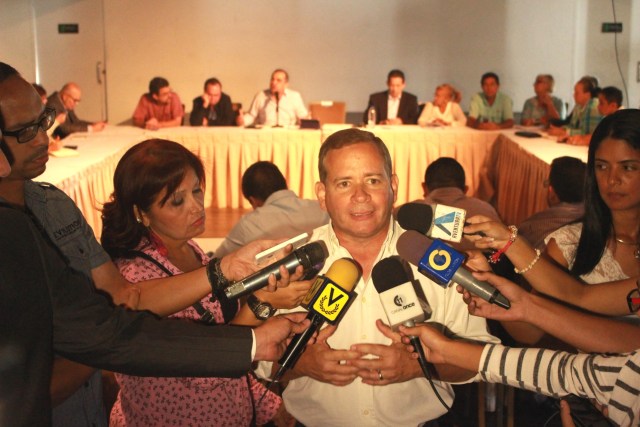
520, 74, 564, 126
101, 139, 305, 426
417, 83, 466, 127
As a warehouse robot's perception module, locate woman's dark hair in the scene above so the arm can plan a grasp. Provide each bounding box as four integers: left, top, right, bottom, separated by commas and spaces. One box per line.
572, 109, 640, 276
101, 139, 205, 259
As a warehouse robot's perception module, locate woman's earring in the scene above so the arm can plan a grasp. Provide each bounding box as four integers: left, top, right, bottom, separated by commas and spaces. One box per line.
135, 216, 142, 224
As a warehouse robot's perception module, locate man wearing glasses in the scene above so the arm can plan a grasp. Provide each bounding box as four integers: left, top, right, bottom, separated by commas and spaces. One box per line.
46, 82, 106, 138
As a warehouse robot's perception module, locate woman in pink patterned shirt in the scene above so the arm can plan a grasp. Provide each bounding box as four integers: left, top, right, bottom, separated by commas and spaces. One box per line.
101, 139, 282, 426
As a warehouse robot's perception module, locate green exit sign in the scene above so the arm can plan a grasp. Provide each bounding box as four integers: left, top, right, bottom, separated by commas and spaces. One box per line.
58, 23, 79, 34
601, 22, 622, 33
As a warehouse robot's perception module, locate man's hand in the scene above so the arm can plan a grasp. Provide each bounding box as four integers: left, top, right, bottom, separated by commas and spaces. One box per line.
201, 93, 211, 108
349, 320, 421, 385
90, 121, 106, 132
291, 325, 361, 386
253, 312, 311, 361
145, 117, 160, 130
220, 239, 305, 291
477, 121, 500, 130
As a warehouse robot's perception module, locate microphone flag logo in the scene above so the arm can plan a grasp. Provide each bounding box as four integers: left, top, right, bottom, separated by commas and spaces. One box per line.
312, 283, 352, 323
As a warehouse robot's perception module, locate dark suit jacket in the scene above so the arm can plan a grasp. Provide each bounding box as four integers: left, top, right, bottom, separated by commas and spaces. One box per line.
46, 91, 92, 139
363, 90, 419, 124
189, 93, 236, 126
0, 206, 253, 426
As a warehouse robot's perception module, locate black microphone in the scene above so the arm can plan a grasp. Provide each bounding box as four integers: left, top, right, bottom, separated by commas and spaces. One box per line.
371, 256, 434, 381
397, 203, 467, 243
221, 241, 328, 300
273, 258, 362, 382
273, 91, 281, 128
397, 230, 510, 309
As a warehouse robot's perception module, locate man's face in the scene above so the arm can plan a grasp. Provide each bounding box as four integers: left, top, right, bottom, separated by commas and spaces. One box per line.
387, 76, 405, 98
573, 82, 590, 106
533, 77, 550, 96
270, 71, 288, 95
597, 94, 618, 116
152, 86, 172, 105
61, 86, 81, 111
0, 76, 50, 180
205, 83, 222, 106
481, 77, 499, 99
316, 142, 398, 243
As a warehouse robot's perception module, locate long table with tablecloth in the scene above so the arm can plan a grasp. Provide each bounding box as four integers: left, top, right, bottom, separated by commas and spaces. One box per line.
38, 125, 587, 237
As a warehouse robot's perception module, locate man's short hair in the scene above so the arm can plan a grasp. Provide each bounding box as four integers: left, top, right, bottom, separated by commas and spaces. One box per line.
203, 78, 221, 91
577, 75, 599, 97
387, 69, 405, 83
241, 161, 288, 202
318, 128, 392, 183
271, 69, 289, 82
481, 72, 500, 85
424, 157, 465, 191
549, 156, 586, 203
536, 74, 555, 92
599, 86, 623, 107
148, 77, 170, 95
0, 63, 21, 129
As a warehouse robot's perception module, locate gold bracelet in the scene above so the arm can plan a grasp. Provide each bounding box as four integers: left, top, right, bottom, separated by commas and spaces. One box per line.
514, 249, 541, 274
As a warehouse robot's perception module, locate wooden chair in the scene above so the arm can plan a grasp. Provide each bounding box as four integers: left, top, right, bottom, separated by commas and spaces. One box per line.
308, 101, 346, 125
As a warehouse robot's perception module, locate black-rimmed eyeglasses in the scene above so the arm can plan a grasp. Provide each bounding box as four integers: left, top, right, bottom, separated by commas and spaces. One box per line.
1, 108, 56, 144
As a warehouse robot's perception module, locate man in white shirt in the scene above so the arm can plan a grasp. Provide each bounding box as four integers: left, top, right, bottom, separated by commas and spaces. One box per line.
239, 69, 308, 127
261, 128, 498, 426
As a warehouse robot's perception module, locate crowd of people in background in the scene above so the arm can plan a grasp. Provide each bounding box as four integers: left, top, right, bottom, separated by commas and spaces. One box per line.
2, 57, 638, 427
33, 67, 626, 150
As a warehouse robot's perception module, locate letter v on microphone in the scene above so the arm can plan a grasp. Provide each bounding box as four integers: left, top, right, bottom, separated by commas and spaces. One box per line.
312, 284, 351, 322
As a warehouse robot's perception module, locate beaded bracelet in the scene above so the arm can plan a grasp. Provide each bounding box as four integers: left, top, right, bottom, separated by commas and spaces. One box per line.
514, 249, 541, 274
488, 225, 518, 264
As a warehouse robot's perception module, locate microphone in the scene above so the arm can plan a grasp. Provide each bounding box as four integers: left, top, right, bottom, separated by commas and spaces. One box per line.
371, 256, 434, 381
397, 203, 466, 243
397, 230, 510, 309
221, 241, 328, 300
273, 91, 281, 128
273, 257, 362, 382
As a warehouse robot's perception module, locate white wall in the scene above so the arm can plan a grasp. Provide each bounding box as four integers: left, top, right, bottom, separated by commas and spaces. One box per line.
1, 0, 635, 124
0, 1, 37, 82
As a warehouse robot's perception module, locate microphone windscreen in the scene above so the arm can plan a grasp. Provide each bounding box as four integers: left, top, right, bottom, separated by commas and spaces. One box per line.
324, 258, 361, 292
397, 230, 434, 266
397, 203, 433, 234
372, 257, 410, 293
300, 241, 329, 268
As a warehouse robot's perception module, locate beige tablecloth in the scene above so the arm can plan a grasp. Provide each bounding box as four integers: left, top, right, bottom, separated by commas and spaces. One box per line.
478, 130, 588, 225
39, 125, 588, 238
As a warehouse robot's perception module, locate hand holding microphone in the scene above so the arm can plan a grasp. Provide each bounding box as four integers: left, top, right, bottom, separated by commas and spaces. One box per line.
397, 231, 510, 309
272, 258, 362, 383
218, 241, 328, 300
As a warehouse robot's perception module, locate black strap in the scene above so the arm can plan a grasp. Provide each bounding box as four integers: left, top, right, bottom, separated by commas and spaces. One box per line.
126, 249, 219, 325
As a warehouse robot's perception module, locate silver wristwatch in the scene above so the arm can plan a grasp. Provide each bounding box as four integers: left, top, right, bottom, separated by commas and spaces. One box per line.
247, 294, 276, 320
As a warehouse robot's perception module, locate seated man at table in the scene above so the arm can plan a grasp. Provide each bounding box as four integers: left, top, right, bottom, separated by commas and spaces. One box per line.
215, 161, 329, 257
518, 156, 586, 250
597, 86, 623, 117
238, 69, 307, 127
467, 72, 514, 130
46, 82, 107, 138
547, 76, 602, 145
520, 74, 564, 126
363, 69, 419, 125
132, 77, 184, 130
395, 157, 500, 252
189, 77, 238, 127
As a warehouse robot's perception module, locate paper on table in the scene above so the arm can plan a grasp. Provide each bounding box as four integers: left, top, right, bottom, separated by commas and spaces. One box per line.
50, 147, 80, 157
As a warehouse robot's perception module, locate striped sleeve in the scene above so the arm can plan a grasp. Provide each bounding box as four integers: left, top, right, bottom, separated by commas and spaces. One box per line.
479, 344, 640, 426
